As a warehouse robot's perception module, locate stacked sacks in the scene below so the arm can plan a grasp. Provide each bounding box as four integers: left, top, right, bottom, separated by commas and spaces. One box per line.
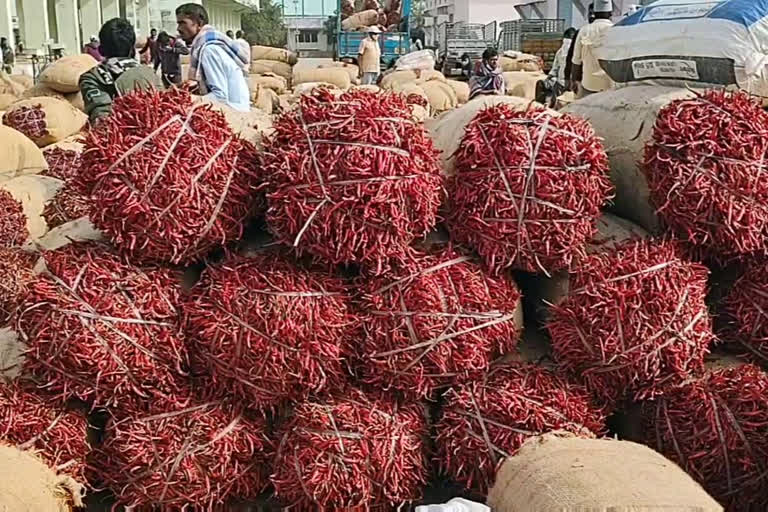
355, 246, 522, 398
293, 67, 353, 90
434, 362, 606, 495
319, 61, 361, 85
260, 88, 442, 272
36, 55, 96, 113
76, 88, 262, 264
444, 101, 612, 274
183, 252, 356, 411
499, 51, 542, 72
250, 45, 297, 83
503, 70, 548, 101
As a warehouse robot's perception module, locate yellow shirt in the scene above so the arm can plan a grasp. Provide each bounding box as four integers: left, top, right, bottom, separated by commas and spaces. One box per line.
358, 38, 381, 73
572, 19, 614, 93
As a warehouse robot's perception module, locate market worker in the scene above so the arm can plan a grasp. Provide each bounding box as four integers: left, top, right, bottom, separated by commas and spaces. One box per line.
536, 27, 577, 106
79, 18, 163, 125
140, 28, 160, 71
235, 30, 251, 74
176, 3, 250, 112
565, 3, 595, 90
571, 0, 614, 98
469, 47, 505, 100
358, 26, 382, 85
157, 31, 189, 87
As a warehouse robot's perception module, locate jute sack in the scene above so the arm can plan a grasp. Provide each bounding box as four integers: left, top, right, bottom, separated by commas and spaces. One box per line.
197, 97, 274, 147
390, 81, 429, 105
65, 91, 85, 112
445, 79, 469, 104
250, 45, 298, 65
563, 85, 696, 233
410, 103, 429, 122
0, 327, 26, 379
0, 92, 17, 109
488, 433, 723, 512
425, 95, 544, 177
500, 51, 542, 72
352, 84, 381, 93
10, 74, 34, 91
526, 213, 650, 321
420, 79, 457, 113
2, 97, 87, 147
252, 84, 280, 114
248, 73, 288, 94
556, 90, 575, 109
503, 71, 547, 101
1, 175, 63, 241
0, 72, 25, 96
293, 68, 352, 90
319, 62, 360, 85
0, 444, 85, 511
38, 54, 98, 93
251, 60, 293, 81
380, 69, 445, 90
29, 217, 103, 252
341, 9, 379, 30
0, 125, 48, 181
292, 81, 340, 96
21, 82, 66, 101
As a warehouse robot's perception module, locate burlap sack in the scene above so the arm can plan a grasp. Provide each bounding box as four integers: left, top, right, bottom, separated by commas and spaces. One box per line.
39, 54, 98, 93
410, 103, 429, 122
488, 433, 722, 512
425, 95, 544, 177
0, 125, 48, 181
0, 444, 85, 511
0, 92, 17, 110
65, 91, 85, 113
556, 90, 575, 110
0, 327, 26, 379
420, 79, 457, 113
526, 213, 650, 321
341, 9, 379, 30
3, 97, 87, 147
251, 60, 293, 81
319, 62, 361, 85
197, 97, 274, 147
500, 51, 542, 73
352, 84, 381, 93
248, 73, 287, 94
293, 68, 352, 90
445, 79, 469, 104
250, 45, 298, 65
1, 175, 63, 241
503, 71, 547, 101
10, 74, 34, 91
292, 81, 340, 96
252, 84, 279, 114
0, 72, 25, 96
563, 86, 696, 233
381, 69, 446, 90
20, 83, 66, 101
390, 81, 429, 105
29, 217, 103, 252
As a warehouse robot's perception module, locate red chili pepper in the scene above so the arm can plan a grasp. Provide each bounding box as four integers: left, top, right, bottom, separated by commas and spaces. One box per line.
0, 189, 28, 248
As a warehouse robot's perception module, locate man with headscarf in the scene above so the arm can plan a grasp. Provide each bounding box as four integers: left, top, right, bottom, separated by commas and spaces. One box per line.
176, 3, 250, 111
571, 0, 614, 98
469, 47, 505, 100
358, 26, 382, 85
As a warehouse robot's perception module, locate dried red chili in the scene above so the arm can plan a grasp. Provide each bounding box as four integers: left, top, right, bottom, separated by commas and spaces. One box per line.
42, 146, 82, 181
722, 262, 768, 363
260, 88, 443, 274
0, 188, 28, 248
434, 362, 606, 495
447, 103, 613, 274
3, 104, 49, 140
0, 247, 36, 325
43, 182, 91, 228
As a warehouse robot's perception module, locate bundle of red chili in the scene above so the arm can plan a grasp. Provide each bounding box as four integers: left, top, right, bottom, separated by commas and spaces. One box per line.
43, 183, 91, 228
42, 146, 82, 181
0, 247, 36, 324
76, 88, 263, 264
447, 103, 612, 274
434, 362, 605, 495
91, 398, 271, 510
0, 380, 89, 481
722, 263, 768, 362
548, 239, 714, 406
0, 189, 28, 248
2, 104, 48, 140
644, 90, 768, 260
355, 246, 521, 399
183, 251, 355, 411
642, 363, 768, 510
260, 88, 443, 273
271, 388, 428, 510
15, 242, 190, 409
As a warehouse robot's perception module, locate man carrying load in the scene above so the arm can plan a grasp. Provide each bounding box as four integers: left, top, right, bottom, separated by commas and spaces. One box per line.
358, 26, 382, 85
571, 0, 614, 98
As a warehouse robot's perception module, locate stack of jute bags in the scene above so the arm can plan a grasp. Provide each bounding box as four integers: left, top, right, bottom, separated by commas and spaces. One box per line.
248, 45, 297, 113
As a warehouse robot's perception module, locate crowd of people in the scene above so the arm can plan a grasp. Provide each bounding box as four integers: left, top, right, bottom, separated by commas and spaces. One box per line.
78, 3, 251, 124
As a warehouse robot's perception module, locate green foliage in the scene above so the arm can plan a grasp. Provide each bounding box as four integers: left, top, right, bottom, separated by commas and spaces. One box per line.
242, 0, 288, 47
411, 0, 426, 28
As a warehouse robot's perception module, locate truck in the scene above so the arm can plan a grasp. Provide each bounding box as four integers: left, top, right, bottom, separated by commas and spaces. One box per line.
438, 21, 496, 77
497, 19, 565, 72
336, 0, 412, 69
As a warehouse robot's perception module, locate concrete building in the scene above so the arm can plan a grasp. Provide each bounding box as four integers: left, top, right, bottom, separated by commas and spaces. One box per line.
0, 0, 256, 57
423, 0, 520, 25
514, 0, 652, 28
284, 14, 330, 57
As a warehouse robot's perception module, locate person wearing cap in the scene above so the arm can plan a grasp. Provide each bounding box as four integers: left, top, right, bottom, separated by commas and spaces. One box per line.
358, 26, 382, 85
83, 36, 103, 62
571, 0, 614, 98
